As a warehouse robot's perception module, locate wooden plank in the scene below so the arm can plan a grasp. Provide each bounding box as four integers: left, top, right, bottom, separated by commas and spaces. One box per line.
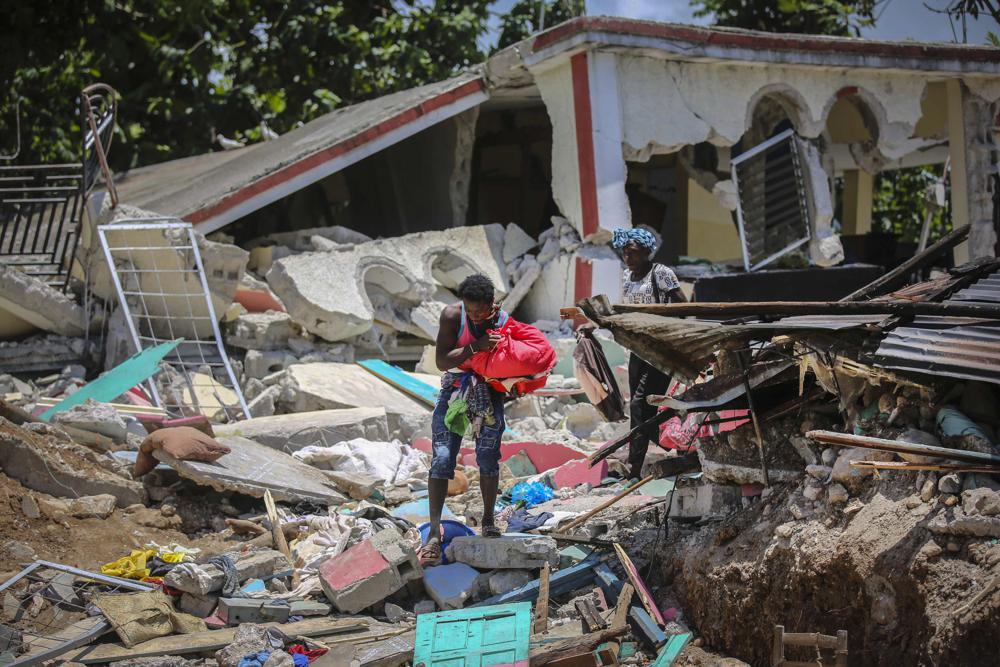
71, 618, 368, 663
611, 296, 1000, 319
807, 429, 1000, 466
529, 626, 628, 667
650, 633, 691, 667
628, 607, 665, 650
782, 632, 840, 650
574, 598, 606, 634
613, 544, 664, 627
264, 489, 292, 561
557, 477, 656, 534
357, 359, 437, 406
34, 398, 167, 416
476, 558, 598, 607
611, 584, 634, 631
533, 563, 551, 634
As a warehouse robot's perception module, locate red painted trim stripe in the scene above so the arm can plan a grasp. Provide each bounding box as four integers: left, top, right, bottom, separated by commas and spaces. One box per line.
570, 52, 599, 238
186, 78, 486, 224
533, 16, 1000, 64
574, 256, 593, 305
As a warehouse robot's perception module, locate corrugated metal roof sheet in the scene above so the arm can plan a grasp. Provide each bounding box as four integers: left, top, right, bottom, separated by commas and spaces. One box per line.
875, 268, 1000, 384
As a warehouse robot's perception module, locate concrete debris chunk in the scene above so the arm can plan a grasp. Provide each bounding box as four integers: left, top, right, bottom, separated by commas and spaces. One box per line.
281, 363, 427, 437
962, 488, 1000, 516
266, 225, 508, 342
165, 549, 290, 596
51, 399, 129, 441
423, 562, 480, 610
156, 434, 348, 505
318, 528, 422, 613
37, 493, 117, 520
226, 312, 299, 350
0, 263, 91, 338
213, 408, 389, 453
503, 223, 538, 262
488, 569, 534, 596
445, 535, 558, 570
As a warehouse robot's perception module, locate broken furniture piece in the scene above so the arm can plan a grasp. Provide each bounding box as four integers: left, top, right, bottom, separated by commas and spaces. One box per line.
771, 625, 847, 667
0, 560, 153, 666
97, 220, 249, 422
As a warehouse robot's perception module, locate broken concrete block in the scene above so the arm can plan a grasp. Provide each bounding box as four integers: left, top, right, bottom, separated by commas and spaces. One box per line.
928, 509, 1000, 538
831, 447, 894, 492
243, 349, 299, 380
51, 399, 129, 441
669, 480, 741, 518
37, 494, 117, 520
247, 386, 279, 418
963, 488, 1000, 516
213, 407, 389, 453
939, 473, 962, 495
324, 470, 382, 500
282, 363, 427, 436
414, 599, 437, 615
445, 535, 558, 570
226, 312, 299, 350
289, 600, 331, 617
0, 263, 90, 338
0, 421, 145, 506
503, 223, 538, 263
164, 549, 290, 596
178, 592, 219, 618
218, 597, 290, 625
267, 225, 508, 343
488, 570, 534, 597
423, 562, 480, 610
216, 623, 273, 667
827, 483, 849, 505
319, 528, 422, 613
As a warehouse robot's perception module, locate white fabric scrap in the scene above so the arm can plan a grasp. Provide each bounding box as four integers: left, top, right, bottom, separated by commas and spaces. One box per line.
293, 438, 428, 486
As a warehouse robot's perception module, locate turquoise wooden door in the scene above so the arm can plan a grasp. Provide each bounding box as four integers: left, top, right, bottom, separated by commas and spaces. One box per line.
413, 602, 532, 667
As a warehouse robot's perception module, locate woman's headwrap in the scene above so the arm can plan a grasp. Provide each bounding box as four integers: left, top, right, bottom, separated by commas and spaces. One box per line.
611, 227, 657, 252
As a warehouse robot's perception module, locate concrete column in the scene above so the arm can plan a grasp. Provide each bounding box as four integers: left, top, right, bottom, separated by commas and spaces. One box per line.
841, 169, 874, 235
533, 50, 629, 303
947, 79, 997, 262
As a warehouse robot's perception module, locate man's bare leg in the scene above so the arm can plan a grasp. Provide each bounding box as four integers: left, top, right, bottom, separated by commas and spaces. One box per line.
480, 474, 500, 536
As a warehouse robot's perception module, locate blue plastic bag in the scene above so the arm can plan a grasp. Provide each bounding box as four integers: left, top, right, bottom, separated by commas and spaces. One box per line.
509, 481, 554, 507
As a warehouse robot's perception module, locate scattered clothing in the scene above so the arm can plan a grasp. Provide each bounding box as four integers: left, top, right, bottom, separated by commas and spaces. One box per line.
288, 645, 329, 664
239, 651, 273, 667
574, 329, 626, 422
207, 554, 239, 597
506, 508, 555, 533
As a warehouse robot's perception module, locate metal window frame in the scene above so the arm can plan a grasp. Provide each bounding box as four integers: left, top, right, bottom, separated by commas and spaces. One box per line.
0, 560, 153, 667
731, 128, 812, 272
97, 219, 250, 421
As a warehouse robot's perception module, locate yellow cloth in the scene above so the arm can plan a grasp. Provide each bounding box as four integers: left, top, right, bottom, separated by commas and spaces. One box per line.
101, 549, 156, 580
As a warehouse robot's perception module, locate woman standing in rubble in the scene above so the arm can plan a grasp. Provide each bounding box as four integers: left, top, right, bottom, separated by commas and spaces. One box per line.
609, 228, 687, 482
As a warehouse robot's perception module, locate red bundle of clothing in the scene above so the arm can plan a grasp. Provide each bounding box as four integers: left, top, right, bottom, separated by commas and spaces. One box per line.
464, 317, 556, 395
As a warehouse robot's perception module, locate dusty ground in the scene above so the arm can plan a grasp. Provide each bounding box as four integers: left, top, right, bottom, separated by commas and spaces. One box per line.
0, 472, 237, 582
656, 473, 1000, 666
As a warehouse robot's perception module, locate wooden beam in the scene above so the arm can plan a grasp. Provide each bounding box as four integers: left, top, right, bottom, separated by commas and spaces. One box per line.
533, 562, 551, 635
614, 544, 664, 627
612, 293, 1000, 320
807, 429, 1000, 466
611, 583, 634, 630
556, 477, 656, 533
529, 626, 629, 667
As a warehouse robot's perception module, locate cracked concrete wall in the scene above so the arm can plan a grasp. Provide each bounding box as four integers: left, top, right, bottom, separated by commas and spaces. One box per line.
534, 61, 583, 234
950, 80, 1000, 260
615, 55, 931, 162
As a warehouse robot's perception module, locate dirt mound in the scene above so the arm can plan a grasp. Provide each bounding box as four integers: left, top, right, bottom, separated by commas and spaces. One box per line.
660, 474, 1000, 666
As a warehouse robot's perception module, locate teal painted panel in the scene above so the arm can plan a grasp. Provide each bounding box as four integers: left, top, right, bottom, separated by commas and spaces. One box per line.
40, 340, 182, 421
414, 602, 531, 667
358, 358, 438, 406
651, 633, 692, 667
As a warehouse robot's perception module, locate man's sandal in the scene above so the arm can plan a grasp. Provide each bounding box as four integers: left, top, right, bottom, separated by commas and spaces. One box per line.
417, 540, 442, 567
481, 524, 502, 538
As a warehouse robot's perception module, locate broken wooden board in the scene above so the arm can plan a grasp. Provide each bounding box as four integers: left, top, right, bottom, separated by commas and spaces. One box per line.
70, 617, 368, 663
358, 358, 438, 406
153, 434, 348, 505
614, 545, 664, 627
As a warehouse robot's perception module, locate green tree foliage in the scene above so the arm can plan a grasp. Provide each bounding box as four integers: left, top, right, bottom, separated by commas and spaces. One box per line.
496, 0, 584, 49
1, 1, 492, 172
692, 0, 877, 36
872, 166, 949, 244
